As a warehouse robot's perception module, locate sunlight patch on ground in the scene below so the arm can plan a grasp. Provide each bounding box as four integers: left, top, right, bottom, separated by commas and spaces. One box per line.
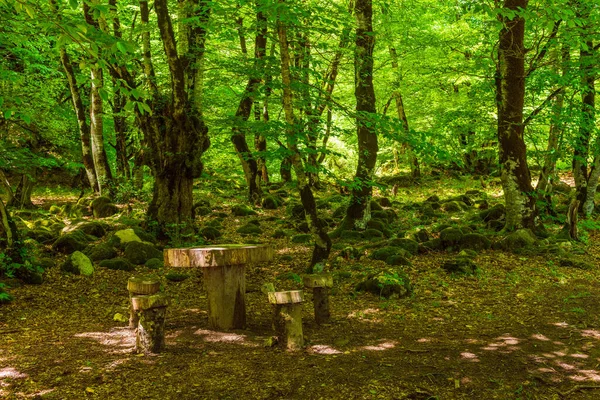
308, 345, 342, 355
74, 327, 135, 353
570, 353, 589, 359
361, 340, 397, 351
580, 329, 600, 340
531, 333, 550, 341
194, 329, 258, 347
552, 322, 569, 328
105, 358, 128, 371
417, 338, 432, 343
0, 367, 28, 379
460, 352, 480, 362
348, 308, 383, 323
570, 370, 600, 382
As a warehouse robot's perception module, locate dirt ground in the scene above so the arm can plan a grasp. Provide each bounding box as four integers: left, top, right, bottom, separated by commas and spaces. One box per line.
3, 186, 600, 399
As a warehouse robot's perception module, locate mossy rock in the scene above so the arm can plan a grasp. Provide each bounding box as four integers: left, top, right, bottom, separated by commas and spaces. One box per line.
425, 195, 440, 203
340, 230, 364, 242
378, 197, 392, 207
124, 241, 163, 265
385, 254, 412, 267
73, 221, 108, 238
460, 233, 491, 251
207, 219, 224, 228
367, 219, 388, 232
364, 229, 385, 240
52, 230, 90, 254
166, 272, 190, 282
110, 229, 142, 248
498, 229, 537, 251
195, 206, 212, 217
559, 256, 594, 270
419, 238, 443, 253
274, 189, 289, 198
479, 204, 505, 222
272, 229, 289, 239
231, 204, 258, 217
297, 222, 310, 233
86, 243, 118, 262
439, 227, 464, 249
61, 251, 94, 276
387, 238, 419, 256
262, 195, 283, 210
194, 199, 211, 209
92, 196, 119, 218
201, 226, 222, 240
35, 257, 55, 270
369, 200, 384, 212
99, 258, 134, 271
412, 229, 430, 243
419, 203, 438, 218
370, 210, 391, 223
355, 268, 412, 298
442, 201, 463, 212
145, 258, 164, 270
289, 203, 305, 220
370, 246, 408, 261
27, 228, 57, 244
15, 267, 44, 285
237, 223, 262, 235
441, 256, 477, 275
291, 234, 312, 244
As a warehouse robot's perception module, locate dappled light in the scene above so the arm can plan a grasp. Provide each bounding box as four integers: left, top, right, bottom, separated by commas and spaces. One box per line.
0, 367, 28, 379
308, 345, 342, 355
361, 340, 397, 351
194, 329, 258, 347
74, 328, 135, 354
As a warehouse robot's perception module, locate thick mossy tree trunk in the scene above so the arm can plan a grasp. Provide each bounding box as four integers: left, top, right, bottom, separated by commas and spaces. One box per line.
141, 0, 211, 237
572, 33, 597, 216
339, 0, 378, 231
277, 0, 331, 267
496, 0, 536, 231
231, 3, 267, 204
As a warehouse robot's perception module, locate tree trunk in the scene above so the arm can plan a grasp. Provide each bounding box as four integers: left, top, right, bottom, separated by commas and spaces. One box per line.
573, 34, 597, 216
389, 47, 420, 179
0, 170, 14, 205
8, 173, 35, 209
84, 2, 114, 196
231, 2, 267, 204
0, 197, 22, 264
339, 0, 378, 231
496, 0, 536, 231
277, 0, 331, 267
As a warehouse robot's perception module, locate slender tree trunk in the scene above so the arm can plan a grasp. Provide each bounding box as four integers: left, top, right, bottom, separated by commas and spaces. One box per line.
0, 170, 15, 205
389, 47, 420, 178
0, 196, 22, 264
254, 100, 269, 184
8, 173, 35, 208
277, 0, 331, 267
339, 0, 378, 231
496, 0, 536, 231
573, 36, 597, 216
231, 2, 267, 204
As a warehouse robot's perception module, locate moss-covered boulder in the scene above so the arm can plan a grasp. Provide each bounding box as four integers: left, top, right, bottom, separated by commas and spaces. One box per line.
110, 229, 142, 248
231, 204, 257, 216
419, 238, 443, 253
201, 226, 222, 240
442, 201, 463, 212
387, 238, 419, 256
195, 206, 212, 217
61, 251, 94, 276
412, 229, 430, 243
378, 197, 392, 207
52, 230, 90, 254
289, 203, 306, 220
356, 268, 412, 298
385, 254, 412, 267
123, 241, 162, 265
166, 272, 190, 282
498, 229, 537, 251
559, 256, 594, 270
439, 227, 464, 249
66, 221, 108, 238
441, 256, 477, 275
339, 230, 364, 242
91, 196, 119, 218
237, 223, 262, 235
86, 243, 118, 262
425, 195, 440, 203
367, 219, 388, 232
35, 257, 55, 270
369, 200, 384, 211
339, 246, 362, 260
370, 246, 409, 261
291, 234, 312, 244
145, 258, 164, 270
460, 233, 491, 251
99, 258, 134, 271
479, 203, 505, 222
296, 222, 310, 233
272, 229, 289, 239
262, 195, 283, 210
27, 228, 57, 244
364, 229, 385, 240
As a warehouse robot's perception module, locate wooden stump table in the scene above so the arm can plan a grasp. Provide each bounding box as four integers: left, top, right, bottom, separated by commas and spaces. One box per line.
131, 294, 168, 354
127, 276, 160, 328
268, 290, 305, 351
164, 245, 273, 330
303, 274, 333, 324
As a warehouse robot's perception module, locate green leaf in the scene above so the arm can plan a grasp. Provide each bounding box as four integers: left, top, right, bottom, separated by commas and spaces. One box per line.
98, 88, 109, 102
3, 110, 12, 119
69, 0, 78, 9
116, 41, 127, 54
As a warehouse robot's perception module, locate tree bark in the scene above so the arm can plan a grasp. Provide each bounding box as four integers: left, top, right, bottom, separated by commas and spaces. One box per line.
0, 196, 22, 264
8, 173, 35, 209
496, 0, 536, 230
339, 0, 378, 231
277, 0, 331, 267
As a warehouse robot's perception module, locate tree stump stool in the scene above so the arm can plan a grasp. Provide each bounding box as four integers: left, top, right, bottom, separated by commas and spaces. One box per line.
268, 290, 304, 351
127, 276, 160, 328
164, 245, 273, 330
303, 274, 333, 324
131, 294, 168, 354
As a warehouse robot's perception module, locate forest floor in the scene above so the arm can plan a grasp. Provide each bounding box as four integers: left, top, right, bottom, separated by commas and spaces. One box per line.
2, 173, 600, 399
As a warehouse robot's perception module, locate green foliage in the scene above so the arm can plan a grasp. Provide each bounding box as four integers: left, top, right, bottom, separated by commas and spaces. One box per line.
0, 283, 13, 303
